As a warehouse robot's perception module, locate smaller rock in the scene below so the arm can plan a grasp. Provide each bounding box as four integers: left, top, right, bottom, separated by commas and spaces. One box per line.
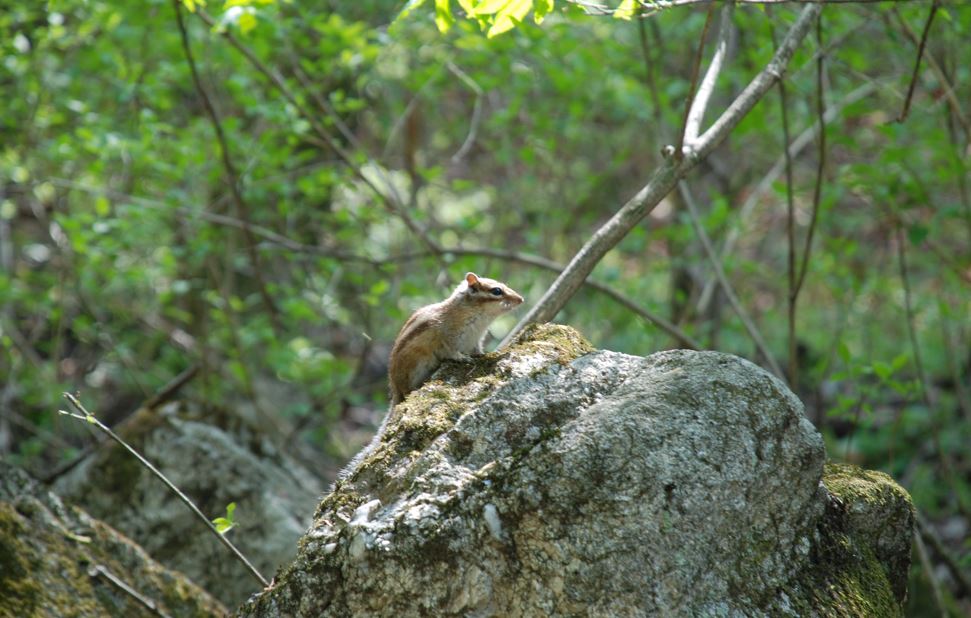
0, 461, 226, 618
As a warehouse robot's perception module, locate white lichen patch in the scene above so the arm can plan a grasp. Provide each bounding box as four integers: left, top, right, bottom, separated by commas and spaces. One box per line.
482, 503, 502, 541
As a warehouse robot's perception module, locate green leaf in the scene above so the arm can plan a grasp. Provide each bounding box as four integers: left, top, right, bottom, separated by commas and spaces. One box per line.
487, 0, 530, 37
614, 0, 637, 20
837, 341, 851, 365
212, 502, 237, 534
534, 0, 553, 24
238, 11, 257, 34
394, 0, 428, 26
435, 0, 455, 32
474, 0, 513, 15
906, 223, 929, 246
872, 360, 892, 381
182, 0, 206, 12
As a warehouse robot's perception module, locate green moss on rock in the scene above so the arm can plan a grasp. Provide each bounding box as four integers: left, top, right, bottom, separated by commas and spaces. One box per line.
0, 462, 227, 618
780, 463, 914, 617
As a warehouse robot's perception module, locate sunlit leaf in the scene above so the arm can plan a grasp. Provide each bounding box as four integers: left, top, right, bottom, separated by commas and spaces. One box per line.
435, 0, 455, 32
182, 0, 206, 12
238, 11, 257, 33
534, 0, 553, 23
487, 0, 530, 37
614, 0, 637, 20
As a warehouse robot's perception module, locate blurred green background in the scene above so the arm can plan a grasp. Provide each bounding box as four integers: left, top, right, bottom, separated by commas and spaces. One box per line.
1, 1, 968, 614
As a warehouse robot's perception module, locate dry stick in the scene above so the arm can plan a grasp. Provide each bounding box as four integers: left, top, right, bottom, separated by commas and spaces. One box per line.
88, 564, 173, 618
42, 366, 200, 484
636, 18, 663, 129
684, 1, 734, 142
794, 12, 826, 299
914, 529, 949, 618
767, 13, 799, 388
173, 1, 282, 333
501, 4, 822, 348
891, 7, 971, 142
46, 178, 323, 256
446, 61, 484, 163
940, 314, 971, 421
40, 173, 702, 346
917, 511, 971, 599
193, 10, 444, 262
452, 247, 702, 350
636, 0, 924, 7
679, 182, 785, 379
895, 223, 971, 521
286, 57, 432, 236
676, 3, 717, 159
696, 82, 874, 314
142, 365, 199, 410
60, 393, 270, 589
897, 0, 939, 123
573, 0, 930, 16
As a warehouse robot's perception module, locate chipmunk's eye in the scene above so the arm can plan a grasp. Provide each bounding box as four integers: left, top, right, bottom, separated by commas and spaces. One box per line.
490, 287, 503, 296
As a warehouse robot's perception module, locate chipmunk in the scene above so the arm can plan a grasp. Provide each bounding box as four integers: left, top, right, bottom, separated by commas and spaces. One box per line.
337, 272, 523, 483
389, 272, 524, 405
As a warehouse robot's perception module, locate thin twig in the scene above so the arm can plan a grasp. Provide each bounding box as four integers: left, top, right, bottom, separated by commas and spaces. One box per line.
891, 6, 971, 142
767, 9, 799, 387
897, 0, 939, 123
173, 0, 282, 333
894, 222, 971, 520
142, 365, 199, 410
567, 0, 914, 18
913, 528, 949, 618
637, 18, 663, 129
88, 564, 174, 618
917, 511, 971, 599
501, 4, 821, 347
684, 2, 734, 142
786, 9, 827, 387
193, 9, 445, 261
60, 393, 270, 589
446, 61, 484, 163
676, 3, 717, 159
450, 247, 702, 349
793, 11, 826, 297
679, 182, 785, 379
696, 82, 874, 314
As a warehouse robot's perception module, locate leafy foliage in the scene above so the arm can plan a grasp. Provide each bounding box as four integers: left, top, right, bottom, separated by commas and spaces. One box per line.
2, 1, 969, 614
212, 502, 237, 534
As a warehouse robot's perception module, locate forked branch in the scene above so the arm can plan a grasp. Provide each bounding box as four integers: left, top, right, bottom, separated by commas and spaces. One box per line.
501, 4, 822, 346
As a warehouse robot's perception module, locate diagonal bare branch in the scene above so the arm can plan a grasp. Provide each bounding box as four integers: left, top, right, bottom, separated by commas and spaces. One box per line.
679, 182, 785, 379
897, 0, 939, 123
676, 3, 717, 159
696, 82, 874, 314
684, 1, 735, 142
501, 4, 821, 347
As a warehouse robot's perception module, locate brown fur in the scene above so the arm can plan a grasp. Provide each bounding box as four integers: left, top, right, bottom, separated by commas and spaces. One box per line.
388, 272, 523, 405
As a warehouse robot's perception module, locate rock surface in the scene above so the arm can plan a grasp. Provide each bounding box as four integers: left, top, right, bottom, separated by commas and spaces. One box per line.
53, 401, 323, 607
236, 324, 914, 617
0, 460, 226, 617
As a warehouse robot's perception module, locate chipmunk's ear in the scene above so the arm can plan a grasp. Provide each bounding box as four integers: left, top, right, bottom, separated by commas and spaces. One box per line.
465, 272, 479, 286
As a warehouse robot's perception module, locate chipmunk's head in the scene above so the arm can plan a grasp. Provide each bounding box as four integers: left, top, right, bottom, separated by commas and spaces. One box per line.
458, 272, 524, 313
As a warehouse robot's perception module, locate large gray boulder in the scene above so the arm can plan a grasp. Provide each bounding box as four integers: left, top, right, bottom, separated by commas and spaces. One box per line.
237, 324, 914, 617
0, 461, 226, 617
54, 401, 323, 607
